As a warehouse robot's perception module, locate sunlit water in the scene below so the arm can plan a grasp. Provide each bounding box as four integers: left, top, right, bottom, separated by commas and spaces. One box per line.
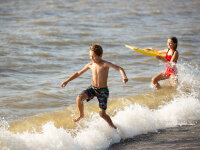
0, 0, 200, 149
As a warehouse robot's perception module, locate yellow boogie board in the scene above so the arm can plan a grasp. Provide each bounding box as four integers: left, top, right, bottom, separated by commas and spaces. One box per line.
125, 45, 166, 58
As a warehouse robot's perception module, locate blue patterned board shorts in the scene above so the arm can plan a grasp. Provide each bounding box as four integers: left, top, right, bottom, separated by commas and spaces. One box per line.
83, 85, 109, 110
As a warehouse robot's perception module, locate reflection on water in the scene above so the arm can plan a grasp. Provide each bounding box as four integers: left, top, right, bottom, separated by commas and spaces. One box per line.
0, 0, 200, 149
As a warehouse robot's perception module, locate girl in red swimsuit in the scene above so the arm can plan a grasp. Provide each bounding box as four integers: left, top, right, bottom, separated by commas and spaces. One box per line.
152, 37, 179, 89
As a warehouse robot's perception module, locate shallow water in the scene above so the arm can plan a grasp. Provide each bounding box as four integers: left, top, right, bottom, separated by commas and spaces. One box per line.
0, 0, 200, 149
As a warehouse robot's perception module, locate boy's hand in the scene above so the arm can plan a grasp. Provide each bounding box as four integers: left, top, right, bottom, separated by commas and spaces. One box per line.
123, 78, 128, 84
60, 81, 68, 88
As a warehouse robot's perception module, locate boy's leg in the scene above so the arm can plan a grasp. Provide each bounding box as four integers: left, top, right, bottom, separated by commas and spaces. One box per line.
73, 93, 88, 122
152, 72, 169, 89
99, 109, 117, 129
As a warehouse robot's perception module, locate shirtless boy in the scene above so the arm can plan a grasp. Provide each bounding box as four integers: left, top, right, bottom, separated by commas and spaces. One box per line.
60, 44, 128, 129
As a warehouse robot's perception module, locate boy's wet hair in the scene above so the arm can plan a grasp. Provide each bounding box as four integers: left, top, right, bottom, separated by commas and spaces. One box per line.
169, 37, 178, 50
90, 44, 103, 56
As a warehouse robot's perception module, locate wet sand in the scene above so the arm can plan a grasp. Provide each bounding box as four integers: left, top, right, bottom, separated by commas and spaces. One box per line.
109, 123, 200, 150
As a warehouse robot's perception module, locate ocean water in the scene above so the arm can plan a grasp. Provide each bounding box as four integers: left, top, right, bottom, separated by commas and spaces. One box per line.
0, 0, 200, 149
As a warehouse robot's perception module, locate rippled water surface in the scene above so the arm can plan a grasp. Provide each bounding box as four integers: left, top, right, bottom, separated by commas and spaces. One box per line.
0, 0, 200, 149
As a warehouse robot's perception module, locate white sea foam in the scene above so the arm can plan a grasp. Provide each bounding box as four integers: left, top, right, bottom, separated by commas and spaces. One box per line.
1, 93, 200, 150
1, 63, 199, 150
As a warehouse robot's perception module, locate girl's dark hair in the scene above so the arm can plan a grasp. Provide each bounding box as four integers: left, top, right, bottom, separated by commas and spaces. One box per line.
169, 37, 178, 50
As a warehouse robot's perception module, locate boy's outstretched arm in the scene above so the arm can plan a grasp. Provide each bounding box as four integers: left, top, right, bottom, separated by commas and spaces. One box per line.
106, 62, 128, 84
60, 63, 91, 88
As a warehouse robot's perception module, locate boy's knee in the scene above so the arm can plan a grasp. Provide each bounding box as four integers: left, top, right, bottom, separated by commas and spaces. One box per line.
77, 93, 88, 102
76, 94, 85, 101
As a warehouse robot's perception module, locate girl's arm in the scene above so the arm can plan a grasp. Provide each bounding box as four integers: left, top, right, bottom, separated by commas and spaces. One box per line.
170, 51, 179, 63
60, 63, 91, 88
156, 49, 168, 63
156, 55, 167, 63
146, 48, 167, 54
156, 49, 168, 54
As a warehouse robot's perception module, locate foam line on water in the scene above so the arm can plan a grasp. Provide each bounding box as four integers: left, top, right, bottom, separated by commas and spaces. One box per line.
1, 94, 200, 150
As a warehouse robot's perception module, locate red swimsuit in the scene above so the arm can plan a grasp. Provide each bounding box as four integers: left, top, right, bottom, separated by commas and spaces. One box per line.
165, 49, 177, 77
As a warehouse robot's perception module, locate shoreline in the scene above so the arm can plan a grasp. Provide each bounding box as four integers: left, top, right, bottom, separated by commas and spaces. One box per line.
109, 123, 200, 150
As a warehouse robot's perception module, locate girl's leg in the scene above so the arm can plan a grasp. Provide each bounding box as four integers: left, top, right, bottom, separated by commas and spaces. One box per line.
170, 74, 178, 87
73, 93, 88, 122
152, 72, 169, 89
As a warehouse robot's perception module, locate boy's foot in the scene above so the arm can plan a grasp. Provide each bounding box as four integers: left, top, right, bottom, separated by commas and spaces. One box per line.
117, 128, 122, 134
116, 126, 124, 137
113, 125, 117, 129
73, 115, 84, 122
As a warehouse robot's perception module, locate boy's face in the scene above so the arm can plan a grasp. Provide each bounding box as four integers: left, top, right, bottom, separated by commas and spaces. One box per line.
89, 51, 102, 63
